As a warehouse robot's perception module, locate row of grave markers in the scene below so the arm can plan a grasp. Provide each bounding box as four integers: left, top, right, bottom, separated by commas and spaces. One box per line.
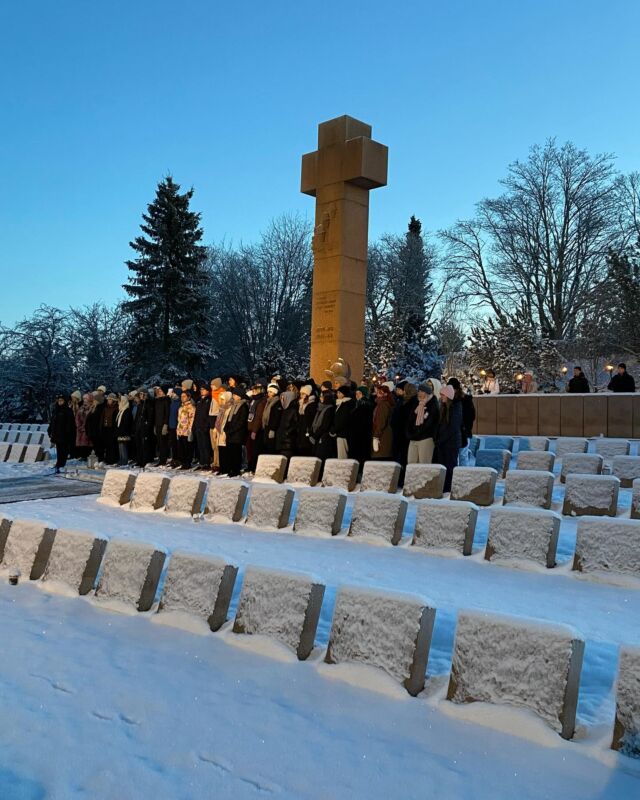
0, 442, 47, 464
0, 512, 637, 751
0, 430, 50, 447
0, 422, 48, 432
99, 469, 640, 583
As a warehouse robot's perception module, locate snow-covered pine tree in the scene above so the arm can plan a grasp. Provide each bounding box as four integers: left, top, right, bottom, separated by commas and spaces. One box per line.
123, 176, 213, 381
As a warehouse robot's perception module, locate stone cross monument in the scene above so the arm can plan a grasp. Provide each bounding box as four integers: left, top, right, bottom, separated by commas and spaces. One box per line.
301, 115, 388, 383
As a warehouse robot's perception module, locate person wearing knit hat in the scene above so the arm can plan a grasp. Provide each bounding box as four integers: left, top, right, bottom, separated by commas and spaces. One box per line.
181, 379, 194, 392
70, 390, 82, 402
371, 384, 395, 459
296, 383, 317, 457
348, 385, 373, 471
223, 386, 248, 476
246, 383, 267, 473
426, 377, 442, 400
407, 381, 440, 465
435, 383, 463, 492
261, 384, 282, 454
299, 384, 313, 397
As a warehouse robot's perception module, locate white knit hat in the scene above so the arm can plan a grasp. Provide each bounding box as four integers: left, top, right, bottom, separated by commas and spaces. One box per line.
382, 380, 395, 391
299, 384, 313, 396
267, 383, 280, 394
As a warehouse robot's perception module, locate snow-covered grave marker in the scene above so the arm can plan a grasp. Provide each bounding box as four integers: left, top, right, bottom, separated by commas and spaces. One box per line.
402, 463, 446, 499
560, 453, 604, 484
293, 488, 347, 536
474, 449, 510, 478
595, 439, 630, 458
232, 566, 325, 660
285, 456, 322, 486
245, 484, 295, 529
165, 475, 207, 516
632, 479, 640, 521
203, 478, 248, 522
15, 432, 32, 444
1, 519, 56, 580
518, 436, 550, 452
253, 454, 287, 483
6, 444, 26, 463
450, 467, 497, 506
158, 551, 238, 631
611, 456, 640, 488
95, 538, 166, 612
555, 437, 588, 458
482, 435, 514, 452
447, 610, 585, 739
0, 443, 10, 462
97, 469, 137, 507
3, 431, 19, 443
321, 458, 359, 492
503, 469, 555, 510
129, 473, 170, 512
22, 444, 45, 463
0, 513, 13, 561
515, 450, 555, 472
612, 646, 640, 757
30, 432, 45, 445
573, 517, 640, 580
412, 499, 478, 556
325, 586, 436, 696
348, 492, 408, 546
485, 507, 560, 568
42, 529, 108, 595
360, 460, 401, 493
562, 474, 620, 517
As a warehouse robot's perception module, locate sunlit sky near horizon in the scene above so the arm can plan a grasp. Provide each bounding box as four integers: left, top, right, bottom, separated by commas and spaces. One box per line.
1, 0, 638, 324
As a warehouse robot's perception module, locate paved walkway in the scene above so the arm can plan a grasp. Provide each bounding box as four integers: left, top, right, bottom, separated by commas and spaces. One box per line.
0, 474, 101, 504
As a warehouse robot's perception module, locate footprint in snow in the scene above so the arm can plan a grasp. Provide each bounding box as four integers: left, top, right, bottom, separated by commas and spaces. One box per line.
197, 754, 277, 794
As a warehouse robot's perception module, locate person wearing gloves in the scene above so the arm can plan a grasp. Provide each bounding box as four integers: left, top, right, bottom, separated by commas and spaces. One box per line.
176, 390, 196, 470
331, 384, 354, 458
310, 388, 336, 463
435, 384, 463, 492
349, 386, 373, 470
406, 382, 440, 464
276, 390, 299, 460
371, 384, 394, 459
224, 386, 249, 477
214, 391, 233, 475
116, 394, 133, 466
296, 384, 317, 457
48, 394, 76, 473
261, 383, 282, 455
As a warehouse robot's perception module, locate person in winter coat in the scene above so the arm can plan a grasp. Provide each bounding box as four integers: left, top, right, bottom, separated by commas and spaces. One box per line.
49, 394, 76, 473
349, 386, 373, 470
261, 383, 282, 455
209, 378, 224, 469
311, 389, 336, 463
520, 372, 537, 394
371, 385, 395, 459
85, 391, 105, 462
134, 389, 155, 467
168, 387, 181, 467
331, 385, 354, 458
176, 391, 196, 469
296, 385, 317, 457
276, 390, 299, 460
406, 382, 439, 464
481, 369, 500, 395
608, 363, 636, 393
101, 394, 119, 465
391, 381, 417, 468
116, 394, 133, 466
74, 393, 92, 460
567, 367, 590, 393
193, 385, 213, 469
224, 387, 249, 476
152, 386, 171, 466
214, 391, 233, 475
435, 384, 463, 493
447, 377, 476, 466
246, 384, 267, 473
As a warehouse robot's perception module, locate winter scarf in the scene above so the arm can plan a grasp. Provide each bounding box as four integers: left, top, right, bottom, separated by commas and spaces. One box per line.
116, 396, 130, 428
415, 397, 428, 426
281, 391, 297, 410
373, 392, 394, 428
298, 394, 316, 415
311, 403, 333, 435
262, 396, 280, 428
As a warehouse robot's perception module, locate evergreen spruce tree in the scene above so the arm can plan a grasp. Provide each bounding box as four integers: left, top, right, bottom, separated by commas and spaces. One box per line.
123, 176, 212, 380
396, 215, 432, 339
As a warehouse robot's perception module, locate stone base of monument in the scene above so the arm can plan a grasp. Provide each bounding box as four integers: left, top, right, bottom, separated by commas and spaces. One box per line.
158, 552, 238, 631
321, 458, 359, 492
1, 519, 56, 580
518, 436, 550, 452
293, 488, 347, 536
165, 476, 207, 516
573, 517, 640, 580
245, 484, 295, 529
129, 473, 170, 511
632, 479, 640, 520
450, 467, 497, 506
612, 645, 640, 757
485, 507, 560, 568
555, 438, 589, 458
95, 539, 166, 612
325, 585, 436, 696
204, 479, 248, 522
562, 474, 620, 517
254, 455, 287, 483
611, 456, 640, 488
516, 451, 555, 472
360, 461, 401, 493
348, 492, 408, 545
402, 464, 446, 499
560, 453, 603, 483
411, 499, 478, 556
98, 469, 137, 506
503, 470, 555, 510
42, 529, 107, 594
594, 439, 630, 458
286, 456, 322, 486
447, 610, 584, 739
232, 566, 325, 660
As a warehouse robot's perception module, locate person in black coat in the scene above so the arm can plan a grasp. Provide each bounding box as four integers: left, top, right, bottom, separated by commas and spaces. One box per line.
296, 386, 317, 457
406, 383, 439, 464
152, 386, 171, 466
276, 391, 299, 460
116, 395, 133, 466
49, 395, 76, 472
134, 390, 155, 467
331, 385, 354, 458
349, 386, 374, 470
193, 385, 213, 469
448, 378, 476, 466
567, 367, 590, 393
261, 384, 282, 455
311, 390, 336, 464
224, 388, 249, 476
608, 363, 636, 393
435, 384, 462, 493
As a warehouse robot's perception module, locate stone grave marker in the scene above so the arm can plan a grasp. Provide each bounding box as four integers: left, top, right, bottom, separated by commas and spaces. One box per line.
594, 439, 630, 458
516, 450, 555, 472
286, 456, 322, 486
129, 473, 170, 511
0, 513, 13, 562
325, 585, 436, 696
475, 449, 510, 478
6, 444, 26, 463
503, 469, 555, 509
447, 610, 584, 739
450, 467, 497, 506
555, 438, 588, 458
245, 484, 295, 529
360, 461, 401, 493
293, 488, 347, 536
518, 437, 550, 452
158, 552, 238, 631
95, 538, 166, 611
485, 507, 560, 568
22, 445, 45, 463
43, 528, 107, 594
165, 475, 207, 516
562, 474, 620, 517
1, 519, 56, 580
204, 478, 248, 522
0, 443, 10, 462
348, 492, 408, 545
402, 464, 446, 499
573, 517, 640, 580
483, 436, 514, 452
233, 566, 325, 660
412, 499, 478, 556
98, 469, 137, 506
611, 456, 640, 488
560, 453, 603, 484
612, 646, 640, 757
322, 458, 359, 492
254, 454, 287, 483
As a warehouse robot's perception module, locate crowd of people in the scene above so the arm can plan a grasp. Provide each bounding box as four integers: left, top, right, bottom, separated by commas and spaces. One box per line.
479, 363, 636, 395
47, 373, 478, 493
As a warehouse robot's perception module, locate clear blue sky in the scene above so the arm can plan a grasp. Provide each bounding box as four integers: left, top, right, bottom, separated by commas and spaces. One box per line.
1, 0, 638, 324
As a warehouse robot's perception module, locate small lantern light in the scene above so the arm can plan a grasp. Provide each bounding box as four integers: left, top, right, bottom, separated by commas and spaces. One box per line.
479, 369, 487, 377
515, 373, 524, 381
561, 366, 568, 374
606, 364, 615, 373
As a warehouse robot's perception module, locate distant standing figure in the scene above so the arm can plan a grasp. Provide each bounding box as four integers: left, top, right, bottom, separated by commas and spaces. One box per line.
406, 382, 439, 464
482, 370, 500, 395
520, 372, 537, 394
567, 366, 590, 393
48, 394, 76, 473
435, 384, 462, 493
608, 363, 636, 393
371, 385, 394, 459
